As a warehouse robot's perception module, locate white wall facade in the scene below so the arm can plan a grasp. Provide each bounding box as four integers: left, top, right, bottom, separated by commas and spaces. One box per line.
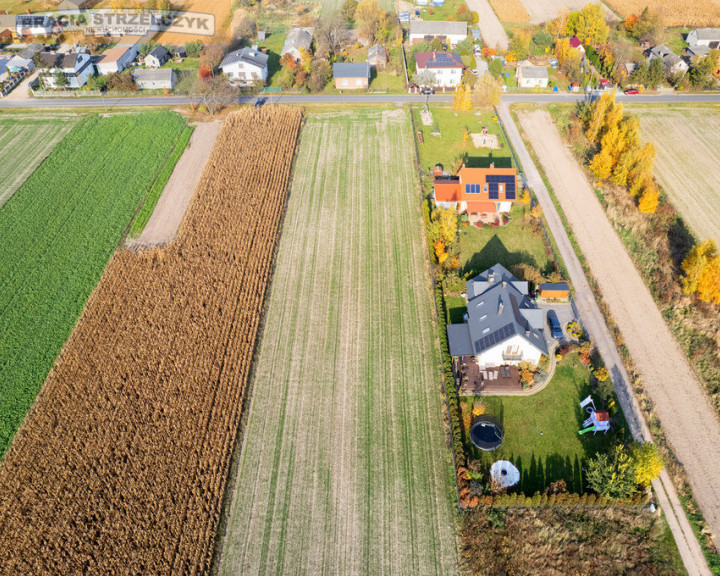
517, 75, 548, 88
419, 66, 462, 87
475, 333, 543, 368
41, 54, 94, 88
221, 61, 267, 85
409, 32, 467, 46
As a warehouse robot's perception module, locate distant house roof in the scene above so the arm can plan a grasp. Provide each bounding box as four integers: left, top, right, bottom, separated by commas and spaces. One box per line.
98, 44, 136, 65
687, 45, 711, 57
517, 64, 548, 79
173, 45, 186, 57
409, 20, 467, 37
332, 62, 370, 78
687, 27, 720, 45
648, 44, 673, 59
147, 45, 169, 60
415, 51, 463, 69
18, 44, 44, 59
133, 68, 175, 83
447, 263, 548, 358
220, 47, 269, 70
569, 36, 582, 48
281, 27, 313, 57
37, 52, 80, 70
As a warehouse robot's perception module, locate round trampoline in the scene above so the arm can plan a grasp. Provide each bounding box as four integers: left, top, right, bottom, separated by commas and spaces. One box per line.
469, 415, 504, 451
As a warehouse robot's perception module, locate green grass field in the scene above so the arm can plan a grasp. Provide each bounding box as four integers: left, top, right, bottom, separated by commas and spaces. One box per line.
0, 111, 188, 456
466, 353, 617, 494
412, 106, 513, 174
0, 115, 80, 207
218, 109, 458, 575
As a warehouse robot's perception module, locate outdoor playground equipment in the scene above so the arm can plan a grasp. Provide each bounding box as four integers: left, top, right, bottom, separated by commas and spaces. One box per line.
578, 395, 610, 435
469, 415, 504, 451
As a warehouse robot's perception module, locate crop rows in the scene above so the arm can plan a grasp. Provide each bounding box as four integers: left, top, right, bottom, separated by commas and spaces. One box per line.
490, 0, 530, 22
0, 111, 187, 456
603, 0, 720, 25
0, 107, 303, 575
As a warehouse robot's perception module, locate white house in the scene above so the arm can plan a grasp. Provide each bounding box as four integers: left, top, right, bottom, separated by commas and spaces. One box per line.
145, 45, 170, 68
16, 15, 54, 37
415, 51, 463, 87
96, 44, 139, 75
133, 68, 177, 90
280, 27, 313, 62
219, 47, 269, 86
647, 44, 689, 75
409, 21, 467, 46
687, 28, 720, 47
446, 264, 549, 369
36, 51, 94, 88
515, 63, 548, 88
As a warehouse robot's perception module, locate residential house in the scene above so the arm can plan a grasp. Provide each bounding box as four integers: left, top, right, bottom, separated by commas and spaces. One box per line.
447, 264, 549, 369
133, 68, 177, 90
409, 21, 467, 46
415, 51, 464, 87
96, 43, 139, 75
687, 45, 711, 59
16, 15, 54, 37
433, 164, 518, 222
687, 28, 720, 47
219, 46, 269, 86
58, 0, 92, 10
569, 36, 586, 55
368, 44, 387, 70
333, 62, 370, 89
623, 62, 637, 76
647, 44, 689, 75
172, 45, 186, 59
37, 51, 94, 88
281, 27, 313, 63
145, 45, 170, 68
515, 63, 548, 88
7, 44, 43, 72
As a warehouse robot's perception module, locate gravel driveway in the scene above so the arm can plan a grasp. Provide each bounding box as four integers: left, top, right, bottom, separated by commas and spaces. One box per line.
516, 107, 720, 567
465, 0, 509, 49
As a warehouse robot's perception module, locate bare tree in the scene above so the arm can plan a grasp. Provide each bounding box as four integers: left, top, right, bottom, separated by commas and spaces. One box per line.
190, 76, 238, 116
315, 16, 351, 59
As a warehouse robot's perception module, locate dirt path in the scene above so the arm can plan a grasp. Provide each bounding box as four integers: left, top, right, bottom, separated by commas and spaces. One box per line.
131, 121, 222, 247
505, 105, 714, 575
465, 0, 509, 50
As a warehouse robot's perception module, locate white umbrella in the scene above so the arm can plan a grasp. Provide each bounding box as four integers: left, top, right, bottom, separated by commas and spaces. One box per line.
490, 460, 520, 487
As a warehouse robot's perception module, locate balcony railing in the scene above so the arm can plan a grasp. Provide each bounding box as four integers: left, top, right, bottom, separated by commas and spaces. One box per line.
502, 353, 523, 362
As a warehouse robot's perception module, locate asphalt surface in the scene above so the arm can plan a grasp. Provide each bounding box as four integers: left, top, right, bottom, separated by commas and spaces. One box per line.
1, 92, 720, 109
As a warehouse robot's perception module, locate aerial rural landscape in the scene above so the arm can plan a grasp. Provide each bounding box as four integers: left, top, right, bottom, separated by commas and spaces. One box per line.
0, 0, 719, 574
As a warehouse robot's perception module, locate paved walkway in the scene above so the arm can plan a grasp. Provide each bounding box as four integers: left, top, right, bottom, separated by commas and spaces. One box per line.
465, 0, 509, 50
497, 103, 712, 576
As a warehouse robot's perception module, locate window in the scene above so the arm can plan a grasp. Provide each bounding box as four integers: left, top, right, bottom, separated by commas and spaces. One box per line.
465, 184, 481, 194
483, 184, 488, 194
356, 78, 362, 85
342, 79, 348, 85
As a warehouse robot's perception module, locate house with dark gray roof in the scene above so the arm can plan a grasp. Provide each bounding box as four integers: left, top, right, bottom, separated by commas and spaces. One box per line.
647, 44, 688, 75
333, 62, 370, 90
447, 264, 548, 368
36, 51, 94, 88
133, 68, 177, 90
219, 47, 269, 86
281, 27, 313, 63
145, 45, 170, 68
687, 28, 720, 47
409, 21, 467, 46
368, 44, 387, 70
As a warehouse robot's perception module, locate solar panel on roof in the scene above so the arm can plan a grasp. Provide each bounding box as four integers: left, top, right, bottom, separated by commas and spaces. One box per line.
474, 323, 516, 353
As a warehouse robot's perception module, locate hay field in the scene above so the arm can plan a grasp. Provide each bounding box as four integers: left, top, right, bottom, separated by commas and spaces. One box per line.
319, 0, 394, 17
0, 115, 78, 207
520, 0, 616, 23
217, 109, 458, 576
602, 0, 720, 26
633, 106, 720, 242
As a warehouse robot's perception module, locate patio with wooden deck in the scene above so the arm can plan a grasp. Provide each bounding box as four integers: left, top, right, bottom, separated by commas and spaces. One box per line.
454, 356, 522, 395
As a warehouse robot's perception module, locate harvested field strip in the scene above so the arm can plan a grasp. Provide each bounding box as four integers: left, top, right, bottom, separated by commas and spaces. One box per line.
601, 0, 720, 25
0, 107, 302, 575
218, 110, 458, 576
489, 0, 530, 22
0, 111, 187, 456
0, 116, 79, 207
632, 107, 720, 242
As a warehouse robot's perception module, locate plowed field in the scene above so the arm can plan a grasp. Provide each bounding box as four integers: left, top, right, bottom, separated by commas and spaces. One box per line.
217, 109, 458, 576
0, 107, 302, 575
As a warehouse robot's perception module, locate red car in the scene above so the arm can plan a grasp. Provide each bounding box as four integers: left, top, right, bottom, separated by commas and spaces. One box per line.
624, 88, 640, 95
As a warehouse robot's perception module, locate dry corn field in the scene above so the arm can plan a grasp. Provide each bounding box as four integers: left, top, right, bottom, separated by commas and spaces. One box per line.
0, 107, 302, 575
489, 0, 530, 23
520, 0, 616, 24
217, 109, 458, 575
633, 106, 720, 242
602, 0, 720, 25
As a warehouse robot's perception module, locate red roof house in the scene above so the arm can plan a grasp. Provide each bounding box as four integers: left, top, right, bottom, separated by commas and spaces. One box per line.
415, 51, 464, 87
569, 36, 586, 54
433, 165, 518, 222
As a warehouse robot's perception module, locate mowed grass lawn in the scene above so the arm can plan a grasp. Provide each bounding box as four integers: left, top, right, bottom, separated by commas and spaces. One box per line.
0, 115, 80, 207
412, 106, 513, 173
219, 110, 458, 575
632, 105, 720, 242
0, 111, 188, 456
466, 353, 616, 494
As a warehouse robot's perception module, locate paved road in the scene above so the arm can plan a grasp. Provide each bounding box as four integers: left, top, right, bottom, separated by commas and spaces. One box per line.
2, 92, 720, 109
496, 102, 711, 576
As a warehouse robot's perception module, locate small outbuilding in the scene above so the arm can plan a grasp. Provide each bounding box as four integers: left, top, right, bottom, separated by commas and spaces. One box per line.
367, 44, 387, 70
145, 45, 170, 68
539, 282, 570, 301
333, 62, 370, 90
515, 63, 549, 88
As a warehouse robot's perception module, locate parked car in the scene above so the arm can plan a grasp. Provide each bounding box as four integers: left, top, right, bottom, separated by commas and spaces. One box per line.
624, 88, 639, 95
255, 96, 267, 108
547, 310, 563, 339
421, 88, 435, 95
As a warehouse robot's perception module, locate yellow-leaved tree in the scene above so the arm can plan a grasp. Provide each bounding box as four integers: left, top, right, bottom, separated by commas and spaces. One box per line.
435, 207, 458, 245
681, 239, 720, 304
472, 73, 503, 107
638, 183, 659, 213
585, 89, 614, 144
453, 82, 473, 111
631, 442, 664, 487
697, 257, 720, 305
